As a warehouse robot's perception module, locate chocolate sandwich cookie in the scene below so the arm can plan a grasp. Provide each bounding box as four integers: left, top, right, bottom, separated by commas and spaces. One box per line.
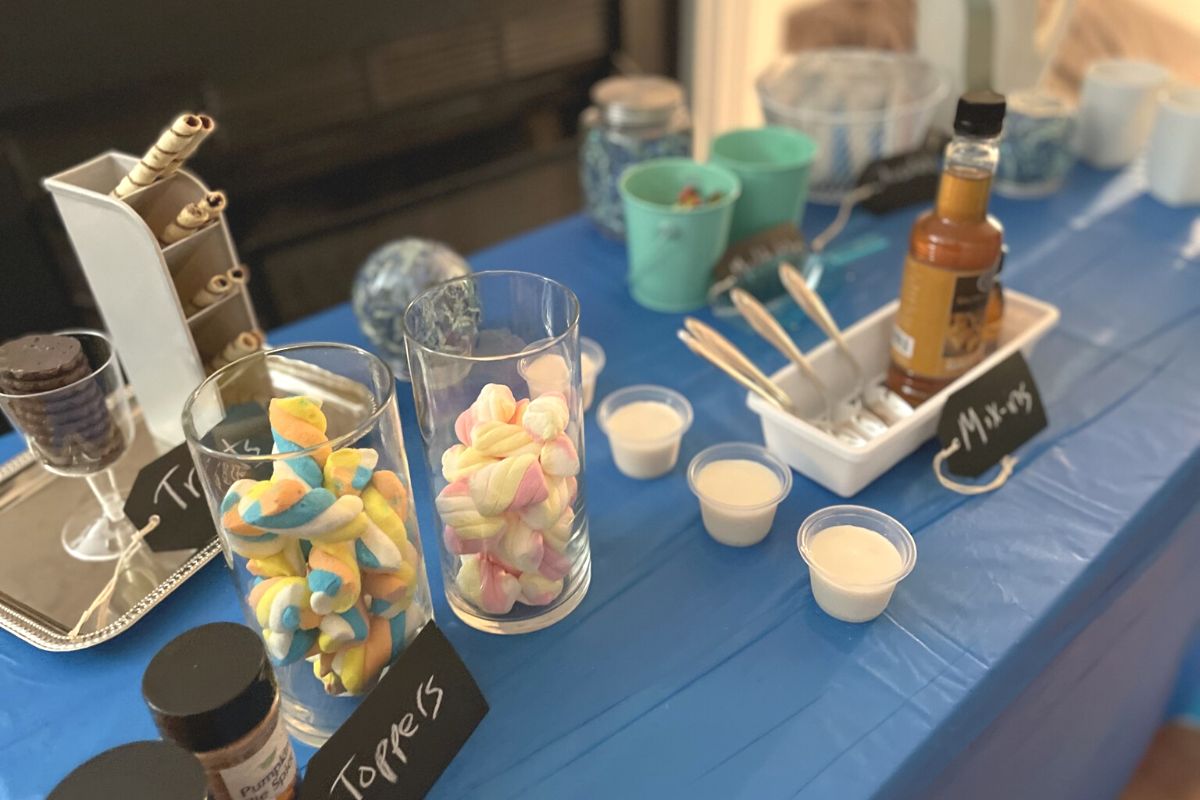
0, 333, 125, 471
0, 334, 85, 385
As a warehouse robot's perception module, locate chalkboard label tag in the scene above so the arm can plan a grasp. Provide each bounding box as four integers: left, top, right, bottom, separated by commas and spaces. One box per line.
300, 622, 488, 800
199, 401, 274, 477
936, 351, 1048, 477
122, 443, 217, 553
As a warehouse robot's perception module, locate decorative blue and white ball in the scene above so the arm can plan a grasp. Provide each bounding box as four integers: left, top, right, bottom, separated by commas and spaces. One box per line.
352, 239, 472, 381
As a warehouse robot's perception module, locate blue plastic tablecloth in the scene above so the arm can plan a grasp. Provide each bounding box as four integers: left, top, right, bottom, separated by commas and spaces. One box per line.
1, 165, 1198, 799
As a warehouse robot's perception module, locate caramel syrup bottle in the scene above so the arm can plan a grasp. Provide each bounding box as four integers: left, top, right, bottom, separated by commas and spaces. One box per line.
887, 91, 1006, 406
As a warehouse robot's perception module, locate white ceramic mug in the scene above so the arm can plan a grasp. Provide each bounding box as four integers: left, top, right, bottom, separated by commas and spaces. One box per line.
1147, 86, 1200, 207
1074, 59, 1168, 169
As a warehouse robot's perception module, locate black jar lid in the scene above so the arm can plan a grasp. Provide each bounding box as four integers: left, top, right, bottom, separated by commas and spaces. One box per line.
142, 622, 277, 753
49, 740, 208, 799
954, 90, 1006, 137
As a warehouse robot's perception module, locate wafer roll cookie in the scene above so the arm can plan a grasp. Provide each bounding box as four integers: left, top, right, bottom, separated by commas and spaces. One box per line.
210, 330, 264, 370
201, 191, 227, 217
162, 114, 215, 177
226, 264, 249, 286
189, 274, 232, 313
161, 201, 210, 244
112, 114, 203, 198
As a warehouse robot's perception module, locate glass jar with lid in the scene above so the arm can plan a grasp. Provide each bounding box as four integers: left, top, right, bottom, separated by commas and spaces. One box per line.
580, 75, 692, 239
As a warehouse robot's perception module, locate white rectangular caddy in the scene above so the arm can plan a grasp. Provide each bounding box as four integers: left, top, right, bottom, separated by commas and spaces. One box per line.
746, 289, 1060, 497
43, 151, 260, 445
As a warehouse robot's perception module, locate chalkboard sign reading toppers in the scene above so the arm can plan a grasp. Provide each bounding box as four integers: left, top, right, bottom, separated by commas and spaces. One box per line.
301, 622, 489, 800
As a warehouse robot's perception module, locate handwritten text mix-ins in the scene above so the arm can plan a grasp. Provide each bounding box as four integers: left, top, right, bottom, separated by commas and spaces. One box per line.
956, 381, 1035, 453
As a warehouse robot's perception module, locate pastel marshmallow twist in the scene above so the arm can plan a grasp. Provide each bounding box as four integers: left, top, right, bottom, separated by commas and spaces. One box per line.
317, 600, 370, 654
456, 555, 520, 615
333, 612, 408, 695
538, 546, 572, 582
492, 517, 544, 574
539, 434, 579, 477
323, 448, 379, 497
239, 479, 366, 543
519, 475, 571, 531
248, 576, 319, 633
468, 453, 549, 516
362, 566, 416, 619
263, 627, 318, 667
471, 383, 517, 425
436, 479, 506, 540
441, 444, 497, 482
522, 393, 569, 442
269, 396, 332, 462
247, 539, 306, 578
544, 506, 574, 553
519, 572, 563, 606
268, 396, 332, 487
307, 540, 361, 614
469, 421, 537, 458
221, 480, 284, 558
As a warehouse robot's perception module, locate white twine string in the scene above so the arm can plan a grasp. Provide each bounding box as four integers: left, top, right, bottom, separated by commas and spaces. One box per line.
933, 439, 1017, 495
68, 515, 160, 638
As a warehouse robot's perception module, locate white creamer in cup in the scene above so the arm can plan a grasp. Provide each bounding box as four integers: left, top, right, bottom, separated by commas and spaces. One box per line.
688, 442, 792, 546
598, 385, 693, 479
797, 505, 916, 623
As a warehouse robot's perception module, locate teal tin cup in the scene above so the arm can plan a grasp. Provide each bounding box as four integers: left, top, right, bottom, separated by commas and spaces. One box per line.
619, 158, 741, 312
709, 126, 818, 243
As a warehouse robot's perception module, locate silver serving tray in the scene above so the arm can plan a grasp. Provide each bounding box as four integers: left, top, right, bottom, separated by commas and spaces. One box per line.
0, 409, 221, 652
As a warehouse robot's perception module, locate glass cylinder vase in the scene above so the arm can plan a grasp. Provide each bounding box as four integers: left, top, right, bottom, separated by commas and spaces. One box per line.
404, 271, 591, 634
181, 343, 434, 746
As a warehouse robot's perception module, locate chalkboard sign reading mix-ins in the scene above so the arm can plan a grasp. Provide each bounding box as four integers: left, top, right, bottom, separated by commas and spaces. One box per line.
936, 351, 1048, 477
301, 623, 488, 800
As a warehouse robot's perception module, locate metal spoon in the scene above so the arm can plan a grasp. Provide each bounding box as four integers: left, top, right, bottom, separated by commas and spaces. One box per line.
676, 329, 795, 415
779, 262, 914, 426
728, 289, 870, 447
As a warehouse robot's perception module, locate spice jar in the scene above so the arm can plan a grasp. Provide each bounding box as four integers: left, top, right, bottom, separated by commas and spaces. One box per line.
143, 622, 300, 800
580, 75, 692, 239
49, 741, 209, 800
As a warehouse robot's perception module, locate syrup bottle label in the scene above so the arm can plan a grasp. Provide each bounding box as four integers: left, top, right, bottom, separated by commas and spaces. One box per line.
890, 256, 995, 379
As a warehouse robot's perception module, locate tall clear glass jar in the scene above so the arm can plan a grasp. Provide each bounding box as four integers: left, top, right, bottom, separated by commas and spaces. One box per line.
181, 343, 434, 746
580, 75, 692, 239
404, 271, 591, 634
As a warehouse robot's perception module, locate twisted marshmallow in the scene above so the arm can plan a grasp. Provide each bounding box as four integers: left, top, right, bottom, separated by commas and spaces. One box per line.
307, 540, 361, 614
436, 479, 506, 540
468, 453, 548, 516
522, 393, 569, 442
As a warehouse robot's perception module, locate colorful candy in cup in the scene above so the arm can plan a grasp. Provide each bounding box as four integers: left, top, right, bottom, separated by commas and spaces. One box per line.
435, 383, 582, 617
217, 395, 427, 695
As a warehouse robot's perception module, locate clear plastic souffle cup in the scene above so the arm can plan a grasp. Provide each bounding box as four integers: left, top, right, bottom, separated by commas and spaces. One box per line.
403, 271, 592, 635
181, 343, 434, 746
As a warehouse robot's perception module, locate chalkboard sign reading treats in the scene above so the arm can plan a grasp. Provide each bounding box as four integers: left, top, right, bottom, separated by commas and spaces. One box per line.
199, 401, 274, 479
301, 622, 488, 800
936, 351, 1048, 477
123, 443, 217, 553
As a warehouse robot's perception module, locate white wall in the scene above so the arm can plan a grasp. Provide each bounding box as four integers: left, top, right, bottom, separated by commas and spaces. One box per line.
683, 0, 821, 158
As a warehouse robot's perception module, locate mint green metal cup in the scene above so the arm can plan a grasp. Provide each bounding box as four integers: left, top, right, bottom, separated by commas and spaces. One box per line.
619, 158, 741, 312
709, 126, 818, 243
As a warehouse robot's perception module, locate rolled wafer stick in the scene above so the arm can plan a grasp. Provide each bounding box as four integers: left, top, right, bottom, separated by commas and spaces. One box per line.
112, 114, 204, 198
160, 201, 210, 244
189, 274, 233, 314
226, 264, 249, 286
162, 114, 216, 178
210, 330, 265, 371
200, 190, 227, 217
